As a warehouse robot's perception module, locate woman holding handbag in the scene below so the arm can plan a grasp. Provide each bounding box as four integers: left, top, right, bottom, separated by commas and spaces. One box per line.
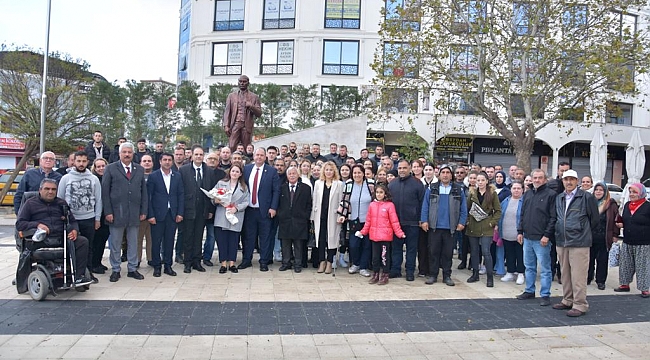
342, 164, 375, 277
466, 172, 502, 287
311, 162, 344, 274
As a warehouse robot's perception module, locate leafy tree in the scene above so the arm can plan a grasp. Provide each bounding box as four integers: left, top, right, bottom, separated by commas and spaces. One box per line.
149, 81, 179, 144
289, 84, 319, 131
250, 83, 290, 137
123, 79, 153, 140
397, 127, 430, 161
176, 80, 205, 145
373, 0, 650, 172
0, 47, 96, 200
320, 85, 367, 123
87, 79, 128, 146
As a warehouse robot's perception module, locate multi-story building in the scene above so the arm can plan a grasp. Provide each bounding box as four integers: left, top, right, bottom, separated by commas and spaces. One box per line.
179, 0, 650, 183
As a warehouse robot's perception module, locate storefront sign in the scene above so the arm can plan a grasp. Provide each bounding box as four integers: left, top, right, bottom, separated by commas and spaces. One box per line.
475, 139, 513, 154
0, 137, 25, 150
435, 137, 473, 153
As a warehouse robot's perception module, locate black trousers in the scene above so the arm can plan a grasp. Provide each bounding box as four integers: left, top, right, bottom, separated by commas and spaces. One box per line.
281, 238, 305, 268
77, 218, 96, 272
551, 241, 561, 279
417, 228, 429, 275
316, 218, 336, 263
152, 210, 177, 268
182, 217, 206, 265
588, 241, 609, 284
428, 229, 454, 278
469, 236, 493, 277
371, 241, 391, 272
503, 240, 525, 273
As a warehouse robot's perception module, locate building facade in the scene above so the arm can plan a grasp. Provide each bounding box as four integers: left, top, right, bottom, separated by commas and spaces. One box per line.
180, 0, 650, 183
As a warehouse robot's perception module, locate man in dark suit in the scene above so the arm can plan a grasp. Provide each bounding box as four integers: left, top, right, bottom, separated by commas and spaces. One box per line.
102, 142, 148, 282
179, 145, 223, 273
240, 148, 280, 271
277, 167, 312, 272
147, 153, 185, 277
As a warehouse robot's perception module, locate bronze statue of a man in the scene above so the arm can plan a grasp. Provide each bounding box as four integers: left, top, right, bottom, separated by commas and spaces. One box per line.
223, 75, 262, 150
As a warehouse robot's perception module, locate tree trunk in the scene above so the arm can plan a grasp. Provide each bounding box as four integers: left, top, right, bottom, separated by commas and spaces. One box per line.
513, 137, 534, 174
0, 142, 38, 206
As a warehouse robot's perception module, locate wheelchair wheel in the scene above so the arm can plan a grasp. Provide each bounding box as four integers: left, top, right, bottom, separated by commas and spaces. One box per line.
27, 270, 49, 301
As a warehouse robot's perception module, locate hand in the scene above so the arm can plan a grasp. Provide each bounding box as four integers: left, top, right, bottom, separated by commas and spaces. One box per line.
94, 220, 101, 230
354, 231, 363, 238
208, 212, 213, 220
225, 127, 231, 136
140, 214, 146, 221
402, 234, 407, 239
37, 223, 50, 234
494, 225, 498, 231
456, 224, 465, 231
176, 215, 183, 223
269, 209, 276, 218
517, 234, 523, 245
68, 229, 77, 241
337, 216, 345, 224
540, 236, 549, 247
245, 101, 253, 109
227, 207, 236, 214
616, 222, 623, 229
148, 218, 156, 225
420, 222, 429, 232
105, 214, 114, 223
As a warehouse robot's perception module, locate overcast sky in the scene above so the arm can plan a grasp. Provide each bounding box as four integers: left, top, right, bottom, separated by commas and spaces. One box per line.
0, 0, 180, 84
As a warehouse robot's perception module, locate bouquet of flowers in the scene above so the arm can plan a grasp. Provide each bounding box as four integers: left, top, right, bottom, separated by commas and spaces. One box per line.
202, 188, 238, 225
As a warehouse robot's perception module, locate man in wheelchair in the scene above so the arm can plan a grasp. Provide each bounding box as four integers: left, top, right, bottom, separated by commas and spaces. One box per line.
16, 178, 93, 291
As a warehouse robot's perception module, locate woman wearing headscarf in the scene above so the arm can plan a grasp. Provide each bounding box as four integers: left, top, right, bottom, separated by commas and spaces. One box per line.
614, 183, 650, 298
494, 170, 511, 202
588, 182, 619, 290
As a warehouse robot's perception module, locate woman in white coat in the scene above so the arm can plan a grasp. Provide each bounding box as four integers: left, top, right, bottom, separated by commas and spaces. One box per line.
311, 161, 344, 274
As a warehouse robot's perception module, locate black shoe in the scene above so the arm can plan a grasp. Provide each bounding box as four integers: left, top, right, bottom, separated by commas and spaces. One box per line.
517, 291, 536, 300
457, 261, 467, 270
175, 255, 184, 264
425, 277, 437, 285
92, 266, 105, 275
389, 273, 402, 279
418, 271, 426, 277
219, 266, 227, 274
294, 267, 302, 273
203, 259, 214, 267
260, 264, 269, 272
597, 283, 606, 290
109, 272, 120, 282
486, 276, 493, 288
136, 261, 140, 269
192, 264, 206, 272
406, 274, 415, 282
74, 277, 93, 287
127, 271, 144, 280
237, 262, 252, 270
153, 268, 161, 277
75, 286, 87, 292
539, 296, 551, 306
229, 266, 238, 273
147, 260, 154, 267
587, 279, 592, 285
467, 271, 479, 283
90, 274, 99, 284
444, 277, 455, 286
121, 254, 127, 262
164, 267, 177, 276
184, 265, 191, 273
279, 264, 291, 271
101, 264, 108, 271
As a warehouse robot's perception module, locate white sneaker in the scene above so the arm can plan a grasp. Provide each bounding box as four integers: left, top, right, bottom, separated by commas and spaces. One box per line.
479, 265, 486, 275
349, 265, 360, 274
338, 254, 348, 268
501, 273, 516, 282
359, 269, 371, 277
516, 273, 525, 285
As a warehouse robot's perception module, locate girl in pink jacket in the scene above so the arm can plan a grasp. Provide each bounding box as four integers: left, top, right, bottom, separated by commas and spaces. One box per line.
355, 184, 406, 285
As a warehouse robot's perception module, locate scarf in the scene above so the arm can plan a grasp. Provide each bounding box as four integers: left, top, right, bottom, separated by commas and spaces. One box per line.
629, 198, 646, 216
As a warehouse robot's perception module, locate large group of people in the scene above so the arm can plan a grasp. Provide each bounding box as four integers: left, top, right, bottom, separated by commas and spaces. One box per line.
14, 134, 650, 313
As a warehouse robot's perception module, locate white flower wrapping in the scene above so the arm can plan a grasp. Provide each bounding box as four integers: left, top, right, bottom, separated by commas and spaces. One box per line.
202, 188, 238, 225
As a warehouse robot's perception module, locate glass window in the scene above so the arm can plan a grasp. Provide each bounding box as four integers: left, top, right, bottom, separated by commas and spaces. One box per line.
607, 102, 633, 125
513, 1, 546, 36
263, 0, 296, 29
381, 88, 418, 113
323, 40, 359, 75
449, 45, 478, 80
325, 0, 361, 29
511, 94, 544, 118
212, 42, 243, 75
452, 0, 486, 33
383, 43, 418, 78
511, 48, 541, 83
449, 93, 478, 115
214, 0, 245, 31
385, 0, 420, 31
260, 40, 294, 75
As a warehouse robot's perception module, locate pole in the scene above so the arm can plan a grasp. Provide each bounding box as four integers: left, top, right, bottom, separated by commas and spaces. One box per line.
39, 0, 52, 156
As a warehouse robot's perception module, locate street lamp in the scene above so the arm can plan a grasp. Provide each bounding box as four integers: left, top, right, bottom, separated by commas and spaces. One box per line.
39, 0, 52, 156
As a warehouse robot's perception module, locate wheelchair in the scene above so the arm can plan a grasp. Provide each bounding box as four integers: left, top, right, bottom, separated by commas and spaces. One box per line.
14, 191, 87, 301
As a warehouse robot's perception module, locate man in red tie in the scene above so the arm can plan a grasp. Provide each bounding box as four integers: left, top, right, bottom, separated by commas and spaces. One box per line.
240, 148, 280, 271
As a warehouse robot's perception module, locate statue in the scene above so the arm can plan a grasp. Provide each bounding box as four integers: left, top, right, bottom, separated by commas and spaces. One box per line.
223, 75, 262, 150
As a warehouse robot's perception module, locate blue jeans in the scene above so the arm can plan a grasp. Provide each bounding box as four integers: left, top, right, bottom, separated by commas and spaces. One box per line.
202, 219, 216, 261
390, 226, 420, 276
524, 238, 552, 298
349, 231, 371, 270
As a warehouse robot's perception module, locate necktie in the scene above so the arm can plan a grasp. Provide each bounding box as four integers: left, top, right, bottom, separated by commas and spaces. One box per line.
125, 166, 131, 180
290, 184, 295, 205
196, 167, 202, 187
252, 167, 259, 205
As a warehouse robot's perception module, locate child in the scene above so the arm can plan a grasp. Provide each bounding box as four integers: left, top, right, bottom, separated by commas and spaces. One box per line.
355, 184, 406, 285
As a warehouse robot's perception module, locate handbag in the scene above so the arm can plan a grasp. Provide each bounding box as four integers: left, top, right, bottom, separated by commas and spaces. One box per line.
492, 229, 503, 247
469, 202, 489, 222
307, 221, 316, 248
349, 218, 364, 232
608, 242, 620, 267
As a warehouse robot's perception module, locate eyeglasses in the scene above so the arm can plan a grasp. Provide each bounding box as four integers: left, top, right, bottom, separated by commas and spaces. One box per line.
41, 157, 55, 161
206, 158, 218, 161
